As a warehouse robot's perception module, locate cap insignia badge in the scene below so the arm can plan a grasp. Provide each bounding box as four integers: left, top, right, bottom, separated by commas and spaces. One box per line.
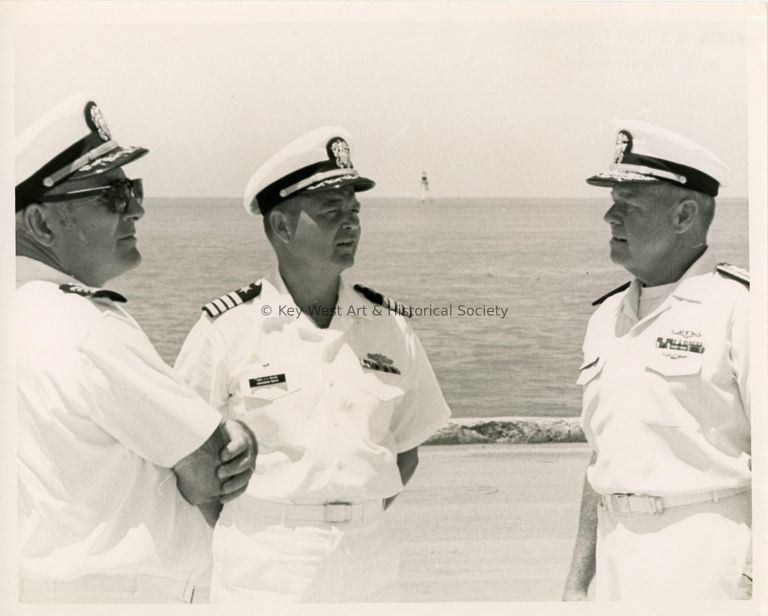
85, 101, 112, 142
613, 130, 632, 164
328, 137, 353, 169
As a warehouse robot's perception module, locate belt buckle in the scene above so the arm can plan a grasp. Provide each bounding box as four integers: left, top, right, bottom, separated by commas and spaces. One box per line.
612, 493, 664, 515
613, 494, 632, 514
630, 494, 664, 515
648, 495, 664, 515
323, 503, 353, 523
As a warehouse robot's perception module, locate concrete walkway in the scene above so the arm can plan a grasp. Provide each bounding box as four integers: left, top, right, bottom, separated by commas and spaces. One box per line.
387, 443, 591, 602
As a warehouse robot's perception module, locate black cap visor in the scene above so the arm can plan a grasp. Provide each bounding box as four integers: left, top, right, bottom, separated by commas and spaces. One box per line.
16, 143, 149, 210
257, 169, 375, 215
586, 156, 719, 197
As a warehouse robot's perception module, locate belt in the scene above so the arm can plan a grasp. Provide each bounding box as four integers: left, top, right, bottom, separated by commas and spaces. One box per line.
19, 574, 196, 603
236, 496, 385, 524
601, 486, 750, 515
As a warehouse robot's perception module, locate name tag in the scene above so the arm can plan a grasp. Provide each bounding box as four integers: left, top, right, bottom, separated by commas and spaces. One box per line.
249, 373, 287, 389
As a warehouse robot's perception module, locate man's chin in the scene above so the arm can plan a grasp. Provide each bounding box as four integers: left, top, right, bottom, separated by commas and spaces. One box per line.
126, 249, 142, 269
333, 251, 356, 268
104, 252, 142, 283
608, 248, 629, 267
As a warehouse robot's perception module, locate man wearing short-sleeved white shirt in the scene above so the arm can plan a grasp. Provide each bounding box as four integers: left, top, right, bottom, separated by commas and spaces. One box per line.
562, 121, 751, 600
175, 127, 451, 603
15, 94, 257, 603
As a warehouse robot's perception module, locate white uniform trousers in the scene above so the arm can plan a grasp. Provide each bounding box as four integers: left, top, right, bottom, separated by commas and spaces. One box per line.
18, 573, 202, 603
593, 491, 751, 600
210, 497, 400, 603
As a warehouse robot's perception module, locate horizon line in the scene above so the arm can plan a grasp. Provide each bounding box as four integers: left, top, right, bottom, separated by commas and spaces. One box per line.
145, 194, 750, 201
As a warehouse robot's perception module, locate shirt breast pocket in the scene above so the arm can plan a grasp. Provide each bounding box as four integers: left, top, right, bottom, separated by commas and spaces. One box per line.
356, 375, 405, 442
645, 352, 703, 378
238, 369, 304, 451
642, 352, 703, 427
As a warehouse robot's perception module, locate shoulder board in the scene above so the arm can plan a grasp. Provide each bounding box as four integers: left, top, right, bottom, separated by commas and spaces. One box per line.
59, 283, 126, 303
716, 263, 750, 288
202, 282, 262, 319
353, 284, 413, 318
591, 281, 631, 306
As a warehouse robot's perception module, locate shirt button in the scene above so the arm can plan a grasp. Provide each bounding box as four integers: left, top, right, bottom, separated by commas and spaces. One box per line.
337, 461, 345, 470
329, 379, 335, 387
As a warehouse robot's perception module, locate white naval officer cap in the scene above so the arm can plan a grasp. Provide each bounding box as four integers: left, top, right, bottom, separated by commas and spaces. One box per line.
243, 126, 375, 216
15, 92, 149, 211
586, 120, 731, 197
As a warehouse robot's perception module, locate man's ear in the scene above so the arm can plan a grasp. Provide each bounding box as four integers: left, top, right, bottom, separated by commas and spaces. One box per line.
268, 209, 293, 243
21, 203, 56, 247
674, 198, 699, 234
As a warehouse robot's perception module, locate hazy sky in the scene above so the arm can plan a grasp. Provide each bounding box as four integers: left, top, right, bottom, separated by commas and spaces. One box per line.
9, 2, 762, 198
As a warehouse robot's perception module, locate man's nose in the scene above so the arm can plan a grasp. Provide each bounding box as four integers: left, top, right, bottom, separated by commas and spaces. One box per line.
603, 203, 621, 225
123, 196, 145, 221
341, 212, 360, 230
341, 204, 360, 228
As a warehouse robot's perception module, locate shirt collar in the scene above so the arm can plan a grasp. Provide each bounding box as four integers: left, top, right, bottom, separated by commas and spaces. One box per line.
16, 256, 81, 288
258, 265, 301, 325
262, 264, 373, 331
619, 247, 717, 322
668, 247, 718, 302
263, 264, 291, 302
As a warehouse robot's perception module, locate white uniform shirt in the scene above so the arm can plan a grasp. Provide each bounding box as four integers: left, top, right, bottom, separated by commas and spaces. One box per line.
175, 268, 451, 504
16, 257, 221, 582
578, 249, 750, 496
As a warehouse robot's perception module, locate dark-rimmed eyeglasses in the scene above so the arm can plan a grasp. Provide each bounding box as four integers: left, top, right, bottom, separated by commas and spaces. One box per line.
42, 178, 143, 215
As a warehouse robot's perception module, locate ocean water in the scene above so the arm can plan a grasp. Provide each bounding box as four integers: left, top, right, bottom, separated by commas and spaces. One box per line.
114, 197, 749, 418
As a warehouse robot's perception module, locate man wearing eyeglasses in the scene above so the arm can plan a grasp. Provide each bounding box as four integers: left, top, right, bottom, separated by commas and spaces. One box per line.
14, 93, 257, 603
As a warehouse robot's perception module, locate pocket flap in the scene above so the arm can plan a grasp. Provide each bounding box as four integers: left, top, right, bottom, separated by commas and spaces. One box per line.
576, 356, 604, 385
357, 374, 404, 402
646, 352, 703, 378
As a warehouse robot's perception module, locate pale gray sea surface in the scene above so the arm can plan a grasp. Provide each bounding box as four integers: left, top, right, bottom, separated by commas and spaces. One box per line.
114, 197, 748, 418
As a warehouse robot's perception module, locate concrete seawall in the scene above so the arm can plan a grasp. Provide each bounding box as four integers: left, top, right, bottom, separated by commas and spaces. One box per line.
425, 416, 585, 445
